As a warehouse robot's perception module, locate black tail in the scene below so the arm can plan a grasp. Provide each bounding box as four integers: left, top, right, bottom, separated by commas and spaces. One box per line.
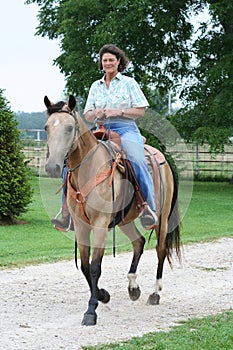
165, 160, 181, 266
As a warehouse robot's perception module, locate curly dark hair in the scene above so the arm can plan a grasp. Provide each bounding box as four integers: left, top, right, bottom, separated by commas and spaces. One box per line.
98, 44, 129, 72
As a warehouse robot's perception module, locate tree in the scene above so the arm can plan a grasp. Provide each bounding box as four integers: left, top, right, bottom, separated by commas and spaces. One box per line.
171, 0, 233, 151
0, 89, 33, 225
26, 0, 233, 151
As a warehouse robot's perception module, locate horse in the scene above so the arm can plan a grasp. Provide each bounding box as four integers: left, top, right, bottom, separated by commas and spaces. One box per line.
44, 95, 181, 326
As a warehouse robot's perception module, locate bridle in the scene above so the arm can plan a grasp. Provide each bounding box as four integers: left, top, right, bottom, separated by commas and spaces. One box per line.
47, 107, 85, 170
47, 107, 104, 173
59, 108, 84, 164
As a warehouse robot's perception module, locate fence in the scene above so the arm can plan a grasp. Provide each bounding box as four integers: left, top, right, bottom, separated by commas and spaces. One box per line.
20, 129, 233, 179
21, 129, 47, 175
171, 141, 233, 179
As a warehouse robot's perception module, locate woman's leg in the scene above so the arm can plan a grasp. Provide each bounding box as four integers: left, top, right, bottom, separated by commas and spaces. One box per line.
108, 120, 158, 229
119, 127, 156, 212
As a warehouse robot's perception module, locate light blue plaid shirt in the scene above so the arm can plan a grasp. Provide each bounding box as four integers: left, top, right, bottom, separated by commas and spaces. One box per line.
84, 72, 149, 114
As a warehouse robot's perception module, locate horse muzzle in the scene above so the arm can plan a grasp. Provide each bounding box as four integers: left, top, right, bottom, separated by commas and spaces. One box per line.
45, 162, 62, 178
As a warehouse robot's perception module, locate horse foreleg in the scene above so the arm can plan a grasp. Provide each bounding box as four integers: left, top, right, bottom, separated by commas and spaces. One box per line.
82, 227, 109, 326
120, 222, 145, 301
79, 241, 109, 304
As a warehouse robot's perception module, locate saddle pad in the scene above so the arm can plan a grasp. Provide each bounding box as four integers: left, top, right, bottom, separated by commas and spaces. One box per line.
144, 144, 166, 165
144, 144, 166, 216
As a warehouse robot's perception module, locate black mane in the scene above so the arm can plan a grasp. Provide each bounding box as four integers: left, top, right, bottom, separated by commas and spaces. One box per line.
46, 101, 66, 116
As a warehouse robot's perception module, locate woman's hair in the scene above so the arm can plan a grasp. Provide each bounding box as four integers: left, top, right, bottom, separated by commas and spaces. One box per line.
98, 44, 129, 72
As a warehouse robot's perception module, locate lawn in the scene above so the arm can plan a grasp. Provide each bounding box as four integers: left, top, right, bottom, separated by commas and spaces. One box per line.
0, 176, 232, 269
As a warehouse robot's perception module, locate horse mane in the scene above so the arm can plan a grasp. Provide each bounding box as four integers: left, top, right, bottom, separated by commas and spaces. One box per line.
46, 101, 66, 116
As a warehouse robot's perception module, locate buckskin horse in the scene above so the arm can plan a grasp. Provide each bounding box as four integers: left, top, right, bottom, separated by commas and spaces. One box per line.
44, 95, 181, 326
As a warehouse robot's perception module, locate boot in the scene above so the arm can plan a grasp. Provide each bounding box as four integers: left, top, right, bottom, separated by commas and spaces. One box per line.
51, 199, 74, 232
139, 204, 158, 230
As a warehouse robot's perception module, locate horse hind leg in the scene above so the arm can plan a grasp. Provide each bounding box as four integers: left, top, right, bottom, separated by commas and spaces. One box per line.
120, 222, 145, 301
146, 252, 165, 305
146, 220, 167, 306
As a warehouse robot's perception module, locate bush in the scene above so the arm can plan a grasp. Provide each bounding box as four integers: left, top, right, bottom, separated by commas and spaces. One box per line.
0, 90, 33, 224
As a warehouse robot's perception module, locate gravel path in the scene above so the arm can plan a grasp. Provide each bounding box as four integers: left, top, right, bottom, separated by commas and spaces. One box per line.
1, 237, 232, 350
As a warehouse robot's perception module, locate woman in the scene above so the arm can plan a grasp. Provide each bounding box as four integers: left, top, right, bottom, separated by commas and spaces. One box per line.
84, 44, 158, 230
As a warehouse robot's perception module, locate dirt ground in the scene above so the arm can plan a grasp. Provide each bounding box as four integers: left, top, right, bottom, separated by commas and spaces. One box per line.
1, 237, 232, 350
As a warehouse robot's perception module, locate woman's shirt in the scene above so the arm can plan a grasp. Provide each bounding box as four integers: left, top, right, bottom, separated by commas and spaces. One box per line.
84, 72, 149, 115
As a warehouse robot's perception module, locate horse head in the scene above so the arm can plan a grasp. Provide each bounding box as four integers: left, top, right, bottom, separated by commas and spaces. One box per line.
44, 95, 77, 178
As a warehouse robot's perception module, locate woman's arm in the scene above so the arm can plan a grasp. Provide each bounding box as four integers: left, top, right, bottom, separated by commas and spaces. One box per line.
103, 107, 146, 119
85, 107, 145, 122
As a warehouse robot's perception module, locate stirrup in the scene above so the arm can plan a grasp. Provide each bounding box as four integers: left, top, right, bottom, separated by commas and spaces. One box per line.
52, 208, 72, 232
139, 205, 158, 230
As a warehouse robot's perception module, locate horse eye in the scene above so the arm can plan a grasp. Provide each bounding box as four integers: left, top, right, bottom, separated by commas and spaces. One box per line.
66, 125, 73, 133
45, 125, 48, 132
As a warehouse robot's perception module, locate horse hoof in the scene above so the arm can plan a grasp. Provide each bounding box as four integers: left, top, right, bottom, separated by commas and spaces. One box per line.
128, 286, 141, 301
98, 288, 110, 304
147, 292, 160, 305
82, 312, 97, 326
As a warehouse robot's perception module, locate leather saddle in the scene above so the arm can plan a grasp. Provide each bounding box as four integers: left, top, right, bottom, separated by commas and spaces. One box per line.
92, 123, 166, 224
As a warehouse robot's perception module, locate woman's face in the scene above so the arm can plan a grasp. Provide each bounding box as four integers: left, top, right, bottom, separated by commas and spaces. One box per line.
102, 53, 120, 76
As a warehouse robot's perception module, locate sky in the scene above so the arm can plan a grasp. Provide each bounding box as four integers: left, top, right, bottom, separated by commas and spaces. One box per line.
0, 0, 66, 112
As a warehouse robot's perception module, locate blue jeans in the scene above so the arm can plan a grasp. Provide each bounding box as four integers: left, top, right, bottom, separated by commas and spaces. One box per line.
104, 119, 156, 212
62, 166, 67, 204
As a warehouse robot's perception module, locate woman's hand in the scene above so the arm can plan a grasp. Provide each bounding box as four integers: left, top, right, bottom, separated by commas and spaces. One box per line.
95, 108, 106, 119
104, 109, 121, 118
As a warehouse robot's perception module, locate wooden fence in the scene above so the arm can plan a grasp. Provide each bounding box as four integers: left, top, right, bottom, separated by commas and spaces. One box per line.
20, 129, 233, 179
169, 141, 233, 179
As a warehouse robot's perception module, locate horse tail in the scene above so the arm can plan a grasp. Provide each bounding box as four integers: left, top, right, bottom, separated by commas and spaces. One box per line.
164, 160, 181, 266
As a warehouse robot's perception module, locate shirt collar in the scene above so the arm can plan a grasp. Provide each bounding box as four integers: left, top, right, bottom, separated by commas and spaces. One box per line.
99, 72, 122, 84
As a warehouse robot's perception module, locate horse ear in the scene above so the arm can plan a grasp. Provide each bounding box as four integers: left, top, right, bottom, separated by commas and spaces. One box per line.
44, 96, 52, 108
68, 95, 76, 111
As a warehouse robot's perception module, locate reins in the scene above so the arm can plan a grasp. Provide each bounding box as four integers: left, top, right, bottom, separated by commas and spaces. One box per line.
106, 119, 117, 257
66, 130, 107, 173
57, 109, 86, 167
69, 115, 118, 257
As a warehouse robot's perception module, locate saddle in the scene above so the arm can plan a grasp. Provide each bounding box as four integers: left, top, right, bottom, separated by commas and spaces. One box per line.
93, 123, 122, 148
65, 124, 166, 230
92, 124, 166, 223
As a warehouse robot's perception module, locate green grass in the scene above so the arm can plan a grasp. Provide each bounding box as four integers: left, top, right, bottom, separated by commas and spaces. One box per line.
82, 311, 233, 350
181, 182, 233, 244
0, 177, 232, 269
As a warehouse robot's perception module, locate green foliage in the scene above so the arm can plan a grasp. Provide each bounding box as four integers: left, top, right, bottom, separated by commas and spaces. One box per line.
0, 90, 33, 224
14, 111, 47, 140
171, 110, 232, 153
15, 111, 46, 130
172, 0, 233, 151
26, 0, 233, 150
0, 176, 73, 268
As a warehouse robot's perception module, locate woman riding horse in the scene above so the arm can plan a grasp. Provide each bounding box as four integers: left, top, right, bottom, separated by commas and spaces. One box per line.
53, 44, 158, 231
44, 94, 181, 326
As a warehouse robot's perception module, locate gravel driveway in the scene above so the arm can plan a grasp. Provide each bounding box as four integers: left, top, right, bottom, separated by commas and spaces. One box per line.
1, 237, 232, 350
